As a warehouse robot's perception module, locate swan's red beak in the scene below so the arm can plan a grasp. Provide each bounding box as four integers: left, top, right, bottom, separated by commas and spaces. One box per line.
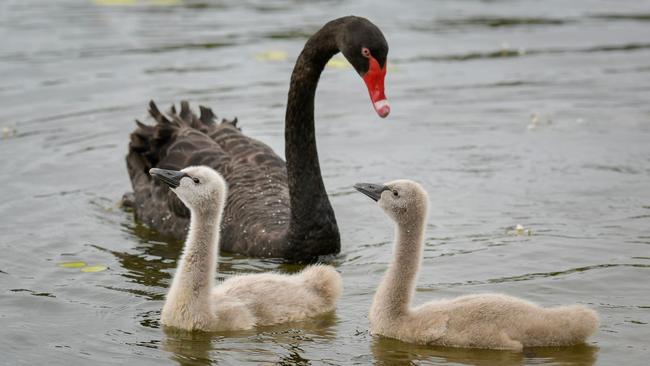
363, 56, 390, 118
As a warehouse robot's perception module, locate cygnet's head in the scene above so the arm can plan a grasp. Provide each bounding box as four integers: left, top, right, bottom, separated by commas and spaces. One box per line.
354, 179, 428, 224
149, 166, 227, 212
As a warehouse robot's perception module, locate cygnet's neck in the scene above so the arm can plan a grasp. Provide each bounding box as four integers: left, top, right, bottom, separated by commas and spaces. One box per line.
168, 203, 221, 303
372, 212, 426, 318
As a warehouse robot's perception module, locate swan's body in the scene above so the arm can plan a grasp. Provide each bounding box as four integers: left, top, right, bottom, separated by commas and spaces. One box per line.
125, 16, 390, 262
164, 264, 341, 331
152, 166, 341, 331
354, 180, 599, 351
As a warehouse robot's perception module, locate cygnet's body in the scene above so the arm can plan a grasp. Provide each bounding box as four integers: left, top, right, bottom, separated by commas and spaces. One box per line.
151, 166, 341, 332
354, 180, 599, 351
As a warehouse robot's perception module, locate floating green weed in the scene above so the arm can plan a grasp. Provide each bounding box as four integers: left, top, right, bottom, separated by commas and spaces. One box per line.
58, 261, 87, 268
58, 261, 108, 272
80, 265, 108, 273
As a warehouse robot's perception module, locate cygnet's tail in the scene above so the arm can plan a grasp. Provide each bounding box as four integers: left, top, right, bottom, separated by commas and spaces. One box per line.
299, 265, 342, 310
530, 305, 599, 346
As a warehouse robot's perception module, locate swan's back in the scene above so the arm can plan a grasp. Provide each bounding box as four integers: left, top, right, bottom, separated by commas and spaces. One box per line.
126, 101, 291, 253
524, 304, 599, 347
415, 293, 599, 348
298, 265, 343, 308
213, 265, 342, 326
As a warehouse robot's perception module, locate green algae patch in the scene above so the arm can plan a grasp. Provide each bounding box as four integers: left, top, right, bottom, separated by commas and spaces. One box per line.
58, 261, 87, 268
80, 265, 108, 273
58, 261, 108, 273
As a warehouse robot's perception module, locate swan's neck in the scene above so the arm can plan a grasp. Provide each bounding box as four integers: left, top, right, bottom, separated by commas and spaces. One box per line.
285, 21, 340, 254
372, 216, 426, 318
166, 207, 220, 307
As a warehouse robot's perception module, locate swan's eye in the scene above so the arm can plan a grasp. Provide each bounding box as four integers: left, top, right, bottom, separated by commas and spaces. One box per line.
393, 190, 399, 197
192, 177, 200, 184
361, 47, 371, 58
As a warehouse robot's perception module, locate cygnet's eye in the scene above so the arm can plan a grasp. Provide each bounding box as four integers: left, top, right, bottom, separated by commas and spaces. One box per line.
361, 47, 371, 58
192, 177, 200, 184
392, 190, 399, 197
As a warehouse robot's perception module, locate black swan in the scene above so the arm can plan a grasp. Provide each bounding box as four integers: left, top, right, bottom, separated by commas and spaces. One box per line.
125, 16, 389, 262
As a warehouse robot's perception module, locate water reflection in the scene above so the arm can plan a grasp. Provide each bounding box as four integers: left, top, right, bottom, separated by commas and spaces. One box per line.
371, 337, 598, 366
163, 328, 220, 366
162, 313, 338, 366
97, 214, 292, 298
4, 0, 648, 363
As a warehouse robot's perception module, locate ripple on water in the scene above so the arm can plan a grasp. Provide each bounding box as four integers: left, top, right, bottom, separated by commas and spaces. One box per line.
409, 16, 570, 33
2, 0, 650, 365
425, 263, 650, 288
402, 43, 650, 63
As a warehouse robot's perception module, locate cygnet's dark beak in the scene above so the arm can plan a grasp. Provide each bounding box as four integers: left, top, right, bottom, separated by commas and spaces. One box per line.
149, 168, 188, 189
354, 183, 390, 202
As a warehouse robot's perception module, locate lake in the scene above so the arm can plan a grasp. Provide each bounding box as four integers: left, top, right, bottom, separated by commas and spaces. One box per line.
0, 0, 649, 364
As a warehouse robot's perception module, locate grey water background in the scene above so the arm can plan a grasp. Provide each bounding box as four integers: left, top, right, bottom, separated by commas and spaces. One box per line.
1, 0, 649, 364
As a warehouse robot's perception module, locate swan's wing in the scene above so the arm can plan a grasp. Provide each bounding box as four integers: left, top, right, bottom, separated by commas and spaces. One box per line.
126, 101, 291, 255
126, 101, 232, 239
411, 304, 449, 344
203, 120, 292, 255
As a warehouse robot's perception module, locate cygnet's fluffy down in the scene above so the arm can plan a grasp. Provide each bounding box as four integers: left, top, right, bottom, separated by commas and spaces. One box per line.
151, 166, 342, 332
204, 265, 341, 329
354, 180, 598, 351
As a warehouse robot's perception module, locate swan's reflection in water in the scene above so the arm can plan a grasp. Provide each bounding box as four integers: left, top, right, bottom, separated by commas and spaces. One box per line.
371, 337, 599, 366
162, 313, 338, 366
162, 328, 216, 366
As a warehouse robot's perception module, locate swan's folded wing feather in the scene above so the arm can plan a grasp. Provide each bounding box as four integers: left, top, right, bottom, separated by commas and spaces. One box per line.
202, 123, 292, 255
127, 108, 232, 238
208, 123, 281, 167
127, 101, 291, 254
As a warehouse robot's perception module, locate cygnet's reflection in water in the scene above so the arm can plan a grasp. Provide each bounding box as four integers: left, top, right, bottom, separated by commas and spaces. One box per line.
162, 313, 339, 366
371, 337, 599, 366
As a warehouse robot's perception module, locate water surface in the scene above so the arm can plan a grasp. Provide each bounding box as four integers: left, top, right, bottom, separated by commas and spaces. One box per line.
1, 0, 649, 365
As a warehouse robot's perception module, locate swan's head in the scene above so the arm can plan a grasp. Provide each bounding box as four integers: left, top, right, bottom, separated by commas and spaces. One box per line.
149, 166, 227, 212
354, 179, 428, 224
337, 16, 390, 118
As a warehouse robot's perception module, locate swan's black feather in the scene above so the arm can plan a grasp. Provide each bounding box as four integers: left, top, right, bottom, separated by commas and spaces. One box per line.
126, 101, 291, 256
